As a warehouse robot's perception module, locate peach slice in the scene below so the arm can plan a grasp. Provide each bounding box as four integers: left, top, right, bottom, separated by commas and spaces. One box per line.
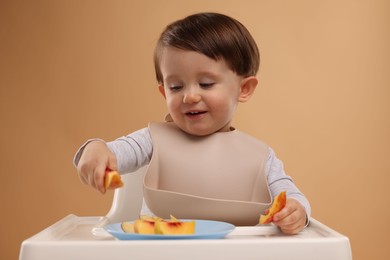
259, 191, 287, 224
154, 215, 195, 235
133, 215, 163, 234
121, 222, 135, 233
134, 219, 156, 234
104, 171, 124, 190
122, 215, 195, 235
139, 215, 163, 222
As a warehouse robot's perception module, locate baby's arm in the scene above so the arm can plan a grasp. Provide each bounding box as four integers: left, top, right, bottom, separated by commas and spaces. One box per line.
75, 140, 118, 193
73, 128, 153, 193
265, 148, 311, 234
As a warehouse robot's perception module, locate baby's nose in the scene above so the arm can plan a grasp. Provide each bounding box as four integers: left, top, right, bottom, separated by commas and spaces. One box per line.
183, 89, 201, 104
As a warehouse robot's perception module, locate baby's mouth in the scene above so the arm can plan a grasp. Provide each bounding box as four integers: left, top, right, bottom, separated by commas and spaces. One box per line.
185, 111, 207, 116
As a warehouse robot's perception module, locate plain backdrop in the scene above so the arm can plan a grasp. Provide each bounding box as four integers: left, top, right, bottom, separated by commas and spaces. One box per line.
1, 1, 389, 259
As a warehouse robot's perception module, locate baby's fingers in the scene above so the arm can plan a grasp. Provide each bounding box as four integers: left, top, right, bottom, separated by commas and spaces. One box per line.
273, 205, 294, 223
92, 164, 107, 194
273, 198, 306, 234
78, 162, 94, 186
277, 219, 305, 235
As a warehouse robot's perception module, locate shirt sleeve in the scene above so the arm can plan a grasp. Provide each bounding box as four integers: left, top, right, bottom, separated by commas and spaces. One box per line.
106, 127, 153, 174
72, 128, 153, 174
265, 147, 312, 219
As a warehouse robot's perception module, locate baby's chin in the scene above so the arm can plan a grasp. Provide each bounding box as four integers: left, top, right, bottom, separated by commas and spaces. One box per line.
177, 124, 232, 137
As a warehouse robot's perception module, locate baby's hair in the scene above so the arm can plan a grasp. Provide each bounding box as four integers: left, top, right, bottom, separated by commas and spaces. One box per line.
154, 12, 260, 84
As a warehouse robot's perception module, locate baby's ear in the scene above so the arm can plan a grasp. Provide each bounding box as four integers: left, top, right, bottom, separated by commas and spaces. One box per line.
238, 76, 258, 102
158, 85, 166, 98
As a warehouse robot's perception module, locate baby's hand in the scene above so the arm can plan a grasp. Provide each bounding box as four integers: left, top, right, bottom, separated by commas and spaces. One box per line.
272, 198, 307, 235
77, 141, 118, 194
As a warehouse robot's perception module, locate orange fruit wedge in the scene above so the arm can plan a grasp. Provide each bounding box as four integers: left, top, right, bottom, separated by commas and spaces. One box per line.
104, 171, 124, 190
154, 215, 195, 235
259, 191, 287, 224
133, 215, 164, 234
121, 222, 135, 233
134, 218, 157, 234
122, 215, 195, 235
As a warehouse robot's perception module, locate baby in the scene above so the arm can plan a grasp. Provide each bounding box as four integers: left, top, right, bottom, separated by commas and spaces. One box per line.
74, 12, 311, 234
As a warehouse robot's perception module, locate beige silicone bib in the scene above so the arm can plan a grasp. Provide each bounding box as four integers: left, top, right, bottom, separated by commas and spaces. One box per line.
143, 122, 272, 226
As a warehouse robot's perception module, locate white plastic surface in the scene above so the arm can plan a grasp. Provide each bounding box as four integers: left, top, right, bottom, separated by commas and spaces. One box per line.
19, 166, 352, 259
19, 215, 352, 260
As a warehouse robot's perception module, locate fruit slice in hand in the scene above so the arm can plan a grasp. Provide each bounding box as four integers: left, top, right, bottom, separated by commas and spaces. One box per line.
154, 215, 195, 235
259, 191, 287, 224
104, 171, 124, 189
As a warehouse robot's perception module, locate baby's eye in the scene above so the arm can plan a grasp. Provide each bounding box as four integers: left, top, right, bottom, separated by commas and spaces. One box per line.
199, 82, 215, 88
169, 85, 183, 91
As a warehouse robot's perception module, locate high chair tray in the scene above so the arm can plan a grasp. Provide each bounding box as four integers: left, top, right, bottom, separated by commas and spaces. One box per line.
19, 214, 352, 260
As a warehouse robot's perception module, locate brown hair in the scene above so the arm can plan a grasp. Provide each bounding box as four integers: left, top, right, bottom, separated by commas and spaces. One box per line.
154, 12, 260, 84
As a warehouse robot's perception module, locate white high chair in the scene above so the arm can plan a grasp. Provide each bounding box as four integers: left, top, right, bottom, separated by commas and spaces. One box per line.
19, 166, 353, 260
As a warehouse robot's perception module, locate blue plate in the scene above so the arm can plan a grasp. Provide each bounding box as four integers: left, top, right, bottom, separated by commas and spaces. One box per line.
104, 219, 235, 240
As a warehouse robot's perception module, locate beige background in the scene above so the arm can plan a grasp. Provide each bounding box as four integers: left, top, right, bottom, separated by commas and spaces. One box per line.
1, 0, 389, 259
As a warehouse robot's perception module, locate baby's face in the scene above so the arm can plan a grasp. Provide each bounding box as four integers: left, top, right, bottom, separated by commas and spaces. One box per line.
158, 47, 244, 136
